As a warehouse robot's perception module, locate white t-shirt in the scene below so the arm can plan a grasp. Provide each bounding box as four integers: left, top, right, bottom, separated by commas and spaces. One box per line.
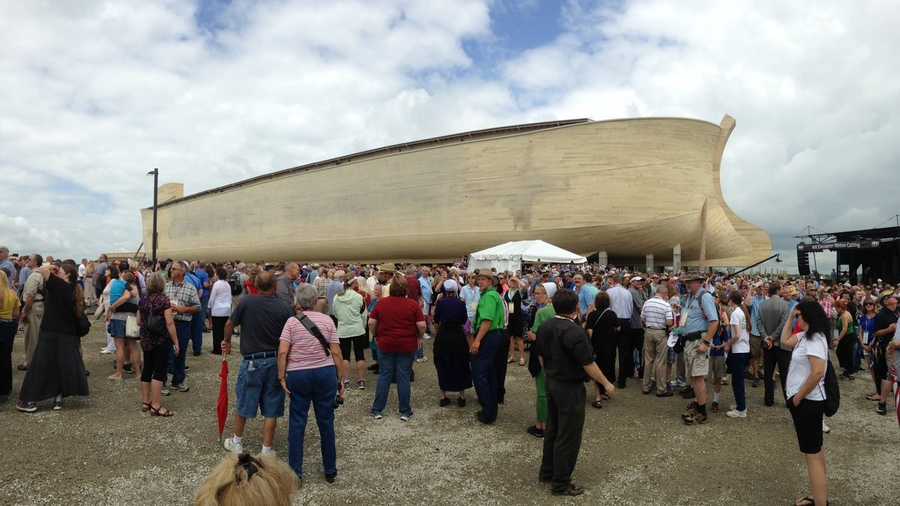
786, 332, 828, 401
729, 308, 750, 353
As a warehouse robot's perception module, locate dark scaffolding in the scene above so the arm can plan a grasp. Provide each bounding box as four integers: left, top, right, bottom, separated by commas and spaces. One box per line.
796, 226, 900, 284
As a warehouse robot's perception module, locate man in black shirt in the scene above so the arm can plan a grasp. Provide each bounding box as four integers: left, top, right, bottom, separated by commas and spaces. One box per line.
223, 271, 294, 456
873, 295, 898, 415
536, 289, 616, 496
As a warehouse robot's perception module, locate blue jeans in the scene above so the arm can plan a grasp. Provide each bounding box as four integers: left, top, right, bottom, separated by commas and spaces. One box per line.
236, 356, 285, 419
191, 304, 206, 354
168, 321, 192, 386
416, 341, 425, 359
472, 330, 503, 422
286, 366, 338, 478
371, 352, 414, 417
729, 352, 750, 412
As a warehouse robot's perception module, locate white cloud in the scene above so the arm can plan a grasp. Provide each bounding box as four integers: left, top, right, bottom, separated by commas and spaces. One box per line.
502, 0, 900, 271
1, 0, 898, 273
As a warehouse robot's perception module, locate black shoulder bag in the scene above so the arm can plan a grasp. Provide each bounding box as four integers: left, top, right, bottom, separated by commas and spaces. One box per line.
297, 314, 331, 356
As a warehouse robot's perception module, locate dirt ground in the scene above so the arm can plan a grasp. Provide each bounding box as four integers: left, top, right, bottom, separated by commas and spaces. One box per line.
0, 323, 897, 506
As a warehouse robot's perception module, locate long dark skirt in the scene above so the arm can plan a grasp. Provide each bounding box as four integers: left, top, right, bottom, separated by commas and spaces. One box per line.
595, 339, 617, 392
19, 330, 89, 403
433, 323, 472, 392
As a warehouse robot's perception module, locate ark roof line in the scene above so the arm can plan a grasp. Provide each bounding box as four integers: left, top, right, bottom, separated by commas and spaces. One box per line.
148, 116, 722, 209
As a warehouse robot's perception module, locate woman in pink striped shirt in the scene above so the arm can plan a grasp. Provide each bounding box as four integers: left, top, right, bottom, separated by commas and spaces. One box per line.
277, 283, 347, 483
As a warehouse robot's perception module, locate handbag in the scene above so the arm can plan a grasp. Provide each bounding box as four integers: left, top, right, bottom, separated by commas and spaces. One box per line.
126, 314, 140, 338
76, 313, 91, 337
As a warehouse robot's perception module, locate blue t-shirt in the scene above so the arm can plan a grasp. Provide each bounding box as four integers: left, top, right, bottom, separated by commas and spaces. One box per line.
682, 290, 719, 334
711, 324, 727, 357
186, 272, 203, 300
109, 279, 128, 306
419, 276, 433, 306
193, 269, 210, 301
578, 284, 599, 316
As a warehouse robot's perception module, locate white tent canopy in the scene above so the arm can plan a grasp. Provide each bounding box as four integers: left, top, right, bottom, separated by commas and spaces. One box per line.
468, 240, 588, 274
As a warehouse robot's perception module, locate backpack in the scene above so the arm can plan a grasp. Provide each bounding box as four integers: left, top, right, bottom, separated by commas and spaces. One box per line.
229, 272, 243, 297
146, 312, 168, 339
822, 359, 840, 417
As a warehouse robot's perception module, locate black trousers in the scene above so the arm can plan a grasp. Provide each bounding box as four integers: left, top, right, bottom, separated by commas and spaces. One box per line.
0, 320, 15, 396
540, 379, 586, 492
836, 334, 856, 374
616, 320, 632, 387
211, 316, 228, 354
763, 346, 791, 405
494, 331, 510, 404
630, 328, 644, 378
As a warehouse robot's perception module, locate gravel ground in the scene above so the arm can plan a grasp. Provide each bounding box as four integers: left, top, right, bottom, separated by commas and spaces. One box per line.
0, 324, 897, 505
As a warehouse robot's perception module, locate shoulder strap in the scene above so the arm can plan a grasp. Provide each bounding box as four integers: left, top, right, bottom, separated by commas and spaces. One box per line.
298, 314, 331, 356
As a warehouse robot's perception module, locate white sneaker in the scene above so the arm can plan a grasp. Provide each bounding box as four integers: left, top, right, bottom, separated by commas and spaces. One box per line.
224, 437, 243, 454
261, 447, 276, 456
725, 409, 747, 418
822, 420, 831, 434
100, 348, 113, 354
424, 333, 432, 340
372, 413, 383, 420
415, 357, 427, 363
400, 414, 412, 422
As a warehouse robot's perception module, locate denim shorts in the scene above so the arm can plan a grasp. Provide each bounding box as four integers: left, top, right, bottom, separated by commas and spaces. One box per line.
236, 356, 285, 419
108, 319, 127, 338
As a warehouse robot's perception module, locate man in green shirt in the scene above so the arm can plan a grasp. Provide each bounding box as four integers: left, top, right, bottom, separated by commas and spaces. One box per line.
471, 272, 506, 424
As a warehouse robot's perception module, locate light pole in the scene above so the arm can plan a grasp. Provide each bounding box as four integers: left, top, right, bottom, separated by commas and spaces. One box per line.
147, 168, 159, 265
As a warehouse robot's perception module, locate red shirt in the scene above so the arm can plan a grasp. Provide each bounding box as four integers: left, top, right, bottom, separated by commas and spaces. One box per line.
244, 279, 259, 295
370, 296, 424, 353
406, 275, 421, 301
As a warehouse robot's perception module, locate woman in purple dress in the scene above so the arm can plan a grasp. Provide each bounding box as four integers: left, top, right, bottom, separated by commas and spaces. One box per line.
433, 280, 472, 407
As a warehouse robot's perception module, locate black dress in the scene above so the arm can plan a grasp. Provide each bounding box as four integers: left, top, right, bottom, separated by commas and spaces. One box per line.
587, 307, 619, 386
504, 290, 524, 337
19, 275, 89, 403
433, 296, 472, 392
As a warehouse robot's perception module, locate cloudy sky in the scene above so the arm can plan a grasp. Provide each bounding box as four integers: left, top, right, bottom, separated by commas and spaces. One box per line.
2, 0, 898, 272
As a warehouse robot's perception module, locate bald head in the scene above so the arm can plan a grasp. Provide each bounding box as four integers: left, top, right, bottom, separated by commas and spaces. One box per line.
286, 262, 300, 280
256, 271, 276, 293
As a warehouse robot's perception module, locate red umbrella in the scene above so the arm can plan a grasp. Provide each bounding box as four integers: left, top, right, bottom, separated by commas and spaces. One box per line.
217, 358, 229, 443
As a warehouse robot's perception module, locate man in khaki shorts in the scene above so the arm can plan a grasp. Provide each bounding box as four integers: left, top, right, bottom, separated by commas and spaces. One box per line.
675, 274, 719, 425
641, 284, 674, 396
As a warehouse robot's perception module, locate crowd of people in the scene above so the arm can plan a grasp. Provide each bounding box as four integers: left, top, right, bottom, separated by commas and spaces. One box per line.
1, 244, 898, 504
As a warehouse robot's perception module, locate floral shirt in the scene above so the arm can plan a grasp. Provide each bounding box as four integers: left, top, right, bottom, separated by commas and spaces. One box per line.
139, 293, 171, 350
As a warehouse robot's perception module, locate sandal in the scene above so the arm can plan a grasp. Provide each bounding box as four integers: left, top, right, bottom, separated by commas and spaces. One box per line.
518, 359, 526, 366
150, 406, 175, 417
141, 402, 151, 412
794, 496, 814, 506
591, 400, 603, 409
507, 358, 515, 364
865, 393, 881, 401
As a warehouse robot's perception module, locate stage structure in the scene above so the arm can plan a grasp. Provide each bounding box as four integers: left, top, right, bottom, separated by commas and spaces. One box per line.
141, 115, 772, 267
796, 226, 900, 283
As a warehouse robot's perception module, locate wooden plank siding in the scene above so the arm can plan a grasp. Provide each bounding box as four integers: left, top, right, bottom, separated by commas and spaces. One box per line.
141, 116, 772, 265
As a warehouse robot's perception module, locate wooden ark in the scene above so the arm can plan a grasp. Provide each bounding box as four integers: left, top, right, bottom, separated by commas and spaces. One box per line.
141, 115, 772, 267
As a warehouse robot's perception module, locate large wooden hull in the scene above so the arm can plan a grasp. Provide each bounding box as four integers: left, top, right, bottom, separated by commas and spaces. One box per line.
141, 116, 772, 265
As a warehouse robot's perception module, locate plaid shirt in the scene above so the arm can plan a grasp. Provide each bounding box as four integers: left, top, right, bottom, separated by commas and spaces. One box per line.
165, 280, 200, 322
